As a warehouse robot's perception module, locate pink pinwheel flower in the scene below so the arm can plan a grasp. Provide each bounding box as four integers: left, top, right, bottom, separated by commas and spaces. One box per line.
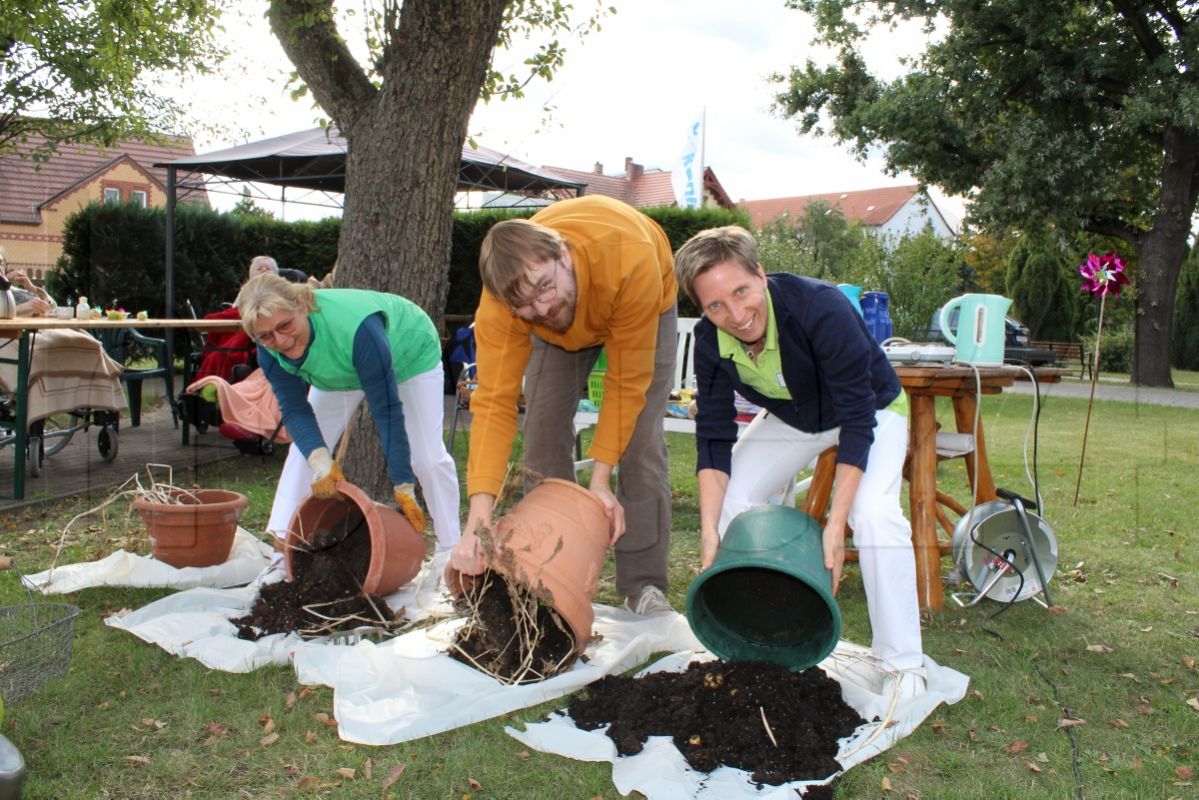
1079, 251, 1131, 298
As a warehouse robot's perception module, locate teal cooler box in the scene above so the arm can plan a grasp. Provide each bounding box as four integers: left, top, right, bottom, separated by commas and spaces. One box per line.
685, 506, 842, 670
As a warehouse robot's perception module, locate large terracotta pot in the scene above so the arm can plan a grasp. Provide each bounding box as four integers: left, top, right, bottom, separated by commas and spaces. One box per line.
134, 489, 248, 568
284, 480, 425, 596
444, 478, 610, 653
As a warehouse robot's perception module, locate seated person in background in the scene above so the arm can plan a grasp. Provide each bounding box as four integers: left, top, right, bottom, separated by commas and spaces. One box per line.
248, 254, 308, 285
1, 255, 55, 316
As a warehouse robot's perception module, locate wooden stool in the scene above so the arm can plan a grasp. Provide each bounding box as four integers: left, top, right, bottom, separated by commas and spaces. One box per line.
800, 444, 961, 562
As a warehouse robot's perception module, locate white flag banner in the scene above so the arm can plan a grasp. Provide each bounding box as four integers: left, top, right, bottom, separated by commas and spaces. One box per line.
672, 111, 705, 209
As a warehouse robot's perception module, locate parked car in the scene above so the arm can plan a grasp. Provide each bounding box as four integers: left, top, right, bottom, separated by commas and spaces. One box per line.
928, 305, 1058, 367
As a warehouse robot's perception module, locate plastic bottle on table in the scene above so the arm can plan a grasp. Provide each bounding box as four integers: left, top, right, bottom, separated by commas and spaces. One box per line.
75, 295, 90, 320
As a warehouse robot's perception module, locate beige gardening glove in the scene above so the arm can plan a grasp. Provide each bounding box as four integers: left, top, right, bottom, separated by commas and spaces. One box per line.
307, 447, 344, 499
394, 483, 427, 533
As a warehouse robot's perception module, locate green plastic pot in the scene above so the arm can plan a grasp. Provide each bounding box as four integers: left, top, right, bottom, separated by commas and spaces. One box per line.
685, 506, 842, 670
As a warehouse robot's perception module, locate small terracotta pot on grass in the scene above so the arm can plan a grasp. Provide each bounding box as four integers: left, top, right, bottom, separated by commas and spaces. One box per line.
134, 489, 248, 568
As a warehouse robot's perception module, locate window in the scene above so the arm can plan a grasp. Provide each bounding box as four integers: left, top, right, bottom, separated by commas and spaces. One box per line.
130, 190, 148, 207
103, 187, 121, 204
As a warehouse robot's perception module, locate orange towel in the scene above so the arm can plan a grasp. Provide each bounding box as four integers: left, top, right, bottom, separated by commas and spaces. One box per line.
187, 369, 291, 443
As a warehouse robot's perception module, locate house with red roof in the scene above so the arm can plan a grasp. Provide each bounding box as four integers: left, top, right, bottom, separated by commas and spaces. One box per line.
742, 184, 956, 240
0, 133, 197, 280
538, 157, 736, 210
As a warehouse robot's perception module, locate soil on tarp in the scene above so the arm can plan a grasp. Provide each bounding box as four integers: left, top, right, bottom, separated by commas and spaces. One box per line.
448, 569, 575, 684
567, 659, 865, 788
232, 507, 398, 640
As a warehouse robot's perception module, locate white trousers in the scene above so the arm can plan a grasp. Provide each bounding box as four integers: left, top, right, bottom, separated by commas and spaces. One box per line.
717, 409, 923, 671
265, 365, 461, 551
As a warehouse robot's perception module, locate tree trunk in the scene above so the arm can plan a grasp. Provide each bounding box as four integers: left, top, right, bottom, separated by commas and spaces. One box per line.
270, 0, 511, 497
1131, 126, 1199, 387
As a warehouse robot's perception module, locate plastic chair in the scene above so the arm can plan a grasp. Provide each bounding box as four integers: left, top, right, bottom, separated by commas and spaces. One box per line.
94, 328, 177, 428
445, 324, 476, 450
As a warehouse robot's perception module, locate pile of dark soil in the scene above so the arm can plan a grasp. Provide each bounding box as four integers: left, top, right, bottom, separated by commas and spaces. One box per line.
448, 569, 575, 684
567, 659, 865, 787
233, 507, 398, 640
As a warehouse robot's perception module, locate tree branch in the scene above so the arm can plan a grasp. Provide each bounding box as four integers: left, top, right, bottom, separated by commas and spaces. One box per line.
1110, 0, 1169, 62
1080, 216, 1143, 249
268, 0, 377, 132
1150, 0, 1187, 42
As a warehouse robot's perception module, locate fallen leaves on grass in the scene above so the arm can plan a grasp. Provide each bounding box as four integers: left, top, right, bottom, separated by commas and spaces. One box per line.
1186, 698, 1199, 712
381, 764, 407, 790
1004, 741, 1029, 756
1057, 717, 1086, 728
336, 767, 355, 779
125, 755, 151, 766
1085, 644, 1114, 653
260, 732, 279, 746
1178, 766, 1194, 780
1183, 656, 1195, 669
1108, 719, 1130, 728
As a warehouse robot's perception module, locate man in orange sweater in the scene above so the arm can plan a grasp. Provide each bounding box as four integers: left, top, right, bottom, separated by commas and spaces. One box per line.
449, 196, 678, 616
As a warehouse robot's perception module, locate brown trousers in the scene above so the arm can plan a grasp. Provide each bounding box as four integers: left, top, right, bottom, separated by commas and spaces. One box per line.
521, 304, 677, 598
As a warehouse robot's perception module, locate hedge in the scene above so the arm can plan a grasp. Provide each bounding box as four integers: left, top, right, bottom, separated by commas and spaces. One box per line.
51, 200, 748, 321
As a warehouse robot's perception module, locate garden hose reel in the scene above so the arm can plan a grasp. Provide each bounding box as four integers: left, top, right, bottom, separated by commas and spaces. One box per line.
950, 489, 1059, 608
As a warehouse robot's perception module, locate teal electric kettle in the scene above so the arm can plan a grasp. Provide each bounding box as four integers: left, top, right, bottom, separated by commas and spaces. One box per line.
939, 294, 1012, 366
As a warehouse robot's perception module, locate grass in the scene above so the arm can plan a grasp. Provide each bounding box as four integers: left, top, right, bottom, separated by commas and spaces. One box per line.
1, 390, 1197, 798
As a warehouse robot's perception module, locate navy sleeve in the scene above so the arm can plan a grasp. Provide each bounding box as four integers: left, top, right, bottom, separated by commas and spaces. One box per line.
692, 323, 741, 474
804, 286, 881, 470
353, 314, 414, 485
258, 347, 324, 458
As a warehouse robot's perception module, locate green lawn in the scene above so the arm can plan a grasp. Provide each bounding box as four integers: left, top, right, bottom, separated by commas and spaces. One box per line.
1, 390, 1197, 798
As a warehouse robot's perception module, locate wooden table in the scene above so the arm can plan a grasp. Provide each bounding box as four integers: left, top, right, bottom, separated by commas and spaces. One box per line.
802, 364, 1065, 611
0, 316, 243, 500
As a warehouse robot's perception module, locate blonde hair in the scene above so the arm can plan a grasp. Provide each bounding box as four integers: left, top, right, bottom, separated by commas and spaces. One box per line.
479, 218, 566, 305
236, 273, 316, 337
673, 225, 761, 305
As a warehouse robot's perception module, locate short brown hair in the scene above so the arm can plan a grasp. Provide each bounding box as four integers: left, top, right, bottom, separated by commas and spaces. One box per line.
673, 225, 760, 304
479, 218, 566, 305
236, 273, 316, 337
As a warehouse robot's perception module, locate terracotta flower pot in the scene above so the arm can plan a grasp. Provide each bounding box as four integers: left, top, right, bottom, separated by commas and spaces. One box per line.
445, 478, 610, 653
134, 489, 249, 568
284, 480, 425, 596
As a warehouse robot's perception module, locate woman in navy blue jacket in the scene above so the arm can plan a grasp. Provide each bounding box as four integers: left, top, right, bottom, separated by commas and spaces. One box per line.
674, 226, 925, 699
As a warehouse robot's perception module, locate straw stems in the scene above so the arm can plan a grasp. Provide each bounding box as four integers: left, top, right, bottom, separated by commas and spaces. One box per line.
450, 568, 573, 685
759, 706, 778, 747
1073, 293, 1106, 507
48, 464, 194, 575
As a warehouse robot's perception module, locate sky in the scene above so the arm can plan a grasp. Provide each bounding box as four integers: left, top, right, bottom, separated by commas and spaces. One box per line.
179, 0, 960, 223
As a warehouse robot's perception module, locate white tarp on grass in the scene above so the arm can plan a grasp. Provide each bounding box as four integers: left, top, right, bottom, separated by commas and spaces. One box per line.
507, 643, 969, 800
291, 606, 704, 746
23, 528, 273, 593
104, 553, 456, 673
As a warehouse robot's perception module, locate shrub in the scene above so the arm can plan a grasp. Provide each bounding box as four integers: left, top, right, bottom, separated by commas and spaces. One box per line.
1095, 323, 1135, 373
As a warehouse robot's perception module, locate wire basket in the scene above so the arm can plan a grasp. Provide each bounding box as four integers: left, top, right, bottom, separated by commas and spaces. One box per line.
0, 563, 80, 704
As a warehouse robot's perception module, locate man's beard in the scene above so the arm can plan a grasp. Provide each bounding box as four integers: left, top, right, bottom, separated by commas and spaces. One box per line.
535, 299, 575, 332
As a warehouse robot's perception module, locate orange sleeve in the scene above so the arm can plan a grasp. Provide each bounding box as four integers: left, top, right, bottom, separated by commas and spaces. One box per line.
465, 292, 532, 497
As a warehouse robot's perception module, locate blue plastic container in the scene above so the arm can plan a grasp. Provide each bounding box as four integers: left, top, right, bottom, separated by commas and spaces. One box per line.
860, 291, 893, 344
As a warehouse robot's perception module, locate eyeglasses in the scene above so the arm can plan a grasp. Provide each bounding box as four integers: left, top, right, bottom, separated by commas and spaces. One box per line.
253, 314, 299, 345
508, 259, 561, 317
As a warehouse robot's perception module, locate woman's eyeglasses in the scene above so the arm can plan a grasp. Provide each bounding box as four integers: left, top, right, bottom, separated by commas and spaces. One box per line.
253, 314, 299, 345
